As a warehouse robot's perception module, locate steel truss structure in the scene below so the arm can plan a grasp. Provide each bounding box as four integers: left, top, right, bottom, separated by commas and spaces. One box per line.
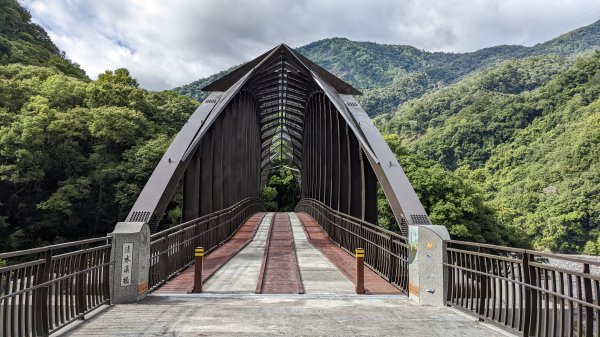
125, 44, 431, 232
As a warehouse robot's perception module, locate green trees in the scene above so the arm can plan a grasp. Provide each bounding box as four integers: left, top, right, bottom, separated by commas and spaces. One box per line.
380, 135, 506, 244
0, 0, 86, 79
376, 51, 600, 253
0, 64, 197, 251
260, 165, 301, 212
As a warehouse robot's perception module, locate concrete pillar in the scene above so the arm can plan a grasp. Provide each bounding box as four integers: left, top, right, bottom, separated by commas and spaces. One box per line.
407, 225, 450, 306
109, 222, 151, 304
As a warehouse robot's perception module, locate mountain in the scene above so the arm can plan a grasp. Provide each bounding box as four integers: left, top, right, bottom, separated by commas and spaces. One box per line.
174, 19, 600, 116
376, 49, 600, 253
0, 0, 87, 78
174, 19, 600, 254
2, 0, 599, 255
0, 1, 198, 251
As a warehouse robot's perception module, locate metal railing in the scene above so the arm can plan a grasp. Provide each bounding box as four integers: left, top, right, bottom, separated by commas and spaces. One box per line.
0, 237, 112, 337
445, 240, 600, 337
295, 198, 409, 293
148, 198, 265, 291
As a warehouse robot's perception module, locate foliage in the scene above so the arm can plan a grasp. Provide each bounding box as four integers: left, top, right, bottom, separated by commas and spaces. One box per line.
376, 51, 600, 253
379, 135, 507, 244
0, 0, 86, 79
260, 165, 301, 212
0, 64, 198, 251
377, 55, 568, 169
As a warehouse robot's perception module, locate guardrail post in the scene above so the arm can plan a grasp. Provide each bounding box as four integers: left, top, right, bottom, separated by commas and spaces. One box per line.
109, 222, 151, 304
356, 248, 365, 294
76, 244, 87, 316
388, 234, 397, 283
193, 247, 204, 293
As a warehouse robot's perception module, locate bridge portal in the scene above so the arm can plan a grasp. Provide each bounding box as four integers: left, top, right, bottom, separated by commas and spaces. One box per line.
124, 44, 430, 233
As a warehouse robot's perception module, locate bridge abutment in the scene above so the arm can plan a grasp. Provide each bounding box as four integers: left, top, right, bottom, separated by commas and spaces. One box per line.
408, 225, 450, 306
109, 222, 151, 304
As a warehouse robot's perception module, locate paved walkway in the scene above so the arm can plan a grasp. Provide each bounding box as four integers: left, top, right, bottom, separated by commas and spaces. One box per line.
256, 213, 304, 293
64, 294, 506, 337
154, 213, 267, 294
297, 212, 400, 294
63, 212, 506, 337
289, 212, 355, 294
203, 213, 274, 293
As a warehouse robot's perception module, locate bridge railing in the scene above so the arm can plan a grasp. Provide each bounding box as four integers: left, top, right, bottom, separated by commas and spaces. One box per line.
148, 198, 265, 291
445, 240, 600, 337
0, 236, 112, 337
295, 198, 409, 293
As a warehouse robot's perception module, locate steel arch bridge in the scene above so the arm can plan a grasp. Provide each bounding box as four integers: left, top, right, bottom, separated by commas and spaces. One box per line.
5, 45, 600, 337
125, 44, 431, 233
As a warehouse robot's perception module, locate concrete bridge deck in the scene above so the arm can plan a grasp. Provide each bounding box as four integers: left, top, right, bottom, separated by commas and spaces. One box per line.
63, 294, 507, 337
61, 213, 508, 337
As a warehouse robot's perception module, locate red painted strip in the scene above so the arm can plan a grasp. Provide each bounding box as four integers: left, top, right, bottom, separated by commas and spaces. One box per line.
153, 213, 266, 294
297, 212, 401, 295
257, 213, 304, 294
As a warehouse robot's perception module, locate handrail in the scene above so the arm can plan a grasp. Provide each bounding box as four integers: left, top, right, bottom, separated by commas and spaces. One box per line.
295, 198, 409, 293
0, 236, 112, 336
0, 236, 111, 259
148, 198, 265, 291
444, 239, 600, 336
151, 197, 259, 239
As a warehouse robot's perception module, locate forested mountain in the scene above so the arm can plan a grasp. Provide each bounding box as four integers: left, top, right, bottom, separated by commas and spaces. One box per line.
175, 19, 600, 116
376, 51, 600, 253
1, 0, 599, 254
0, 0, 86, 78
0, 0, 198, 251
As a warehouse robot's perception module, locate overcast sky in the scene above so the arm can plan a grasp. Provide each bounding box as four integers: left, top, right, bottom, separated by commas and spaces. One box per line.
21, 0, 600, 90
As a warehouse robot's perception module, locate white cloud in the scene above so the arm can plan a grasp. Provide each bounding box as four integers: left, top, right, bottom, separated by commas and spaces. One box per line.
20, 0, 600, 90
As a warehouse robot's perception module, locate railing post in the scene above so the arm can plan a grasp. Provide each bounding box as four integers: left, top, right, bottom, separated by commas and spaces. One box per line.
583, 263, 594, 337
356, 248, 365, 294
76, 244, 87, 316
522, 251, 536, 337
192, 247, 204, 293
35, 250, 52, 336
162, 232, 169, 283
477, 248, 488, 318
388, 234, 396, 283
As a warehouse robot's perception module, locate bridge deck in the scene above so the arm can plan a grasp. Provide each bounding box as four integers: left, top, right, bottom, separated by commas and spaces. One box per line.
64, 294, 506, 337
62, 212, 505, 337
154, 212, 398, 295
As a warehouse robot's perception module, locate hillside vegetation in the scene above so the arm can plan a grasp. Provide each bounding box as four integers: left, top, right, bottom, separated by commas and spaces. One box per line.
0, 0, 198, 250
0, 0, 86, 78
2, 0, 600, 255
378, 52, 600, 252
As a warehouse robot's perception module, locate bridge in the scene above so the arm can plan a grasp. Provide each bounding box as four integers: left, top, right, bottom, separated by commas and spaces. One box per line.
1, 45, 599, 337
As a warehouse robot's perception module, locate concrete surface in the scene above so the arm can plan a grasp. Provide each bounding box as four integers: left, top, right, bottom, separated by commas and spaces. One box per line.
415, 225, 451, 306
202, 213, 274, 293
64, 294, 507, 337
289, 212, 355, 294
109, 221, 150, 303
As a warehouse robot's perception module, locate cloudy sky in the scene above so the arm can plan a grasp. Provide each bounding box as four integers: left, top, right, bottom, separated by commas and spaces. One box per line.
21, 0, 600, 90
